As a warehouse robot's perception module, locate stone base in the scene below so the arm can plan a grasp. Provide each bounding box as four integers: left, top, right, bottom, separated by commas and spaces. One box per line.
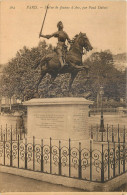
23, 98, 93, 140
0, 165, 127, 192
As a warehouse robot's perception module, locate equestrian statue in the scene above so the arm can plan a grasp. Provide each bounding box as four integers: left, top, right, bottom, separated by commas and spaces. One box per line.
34, 6, 93, 96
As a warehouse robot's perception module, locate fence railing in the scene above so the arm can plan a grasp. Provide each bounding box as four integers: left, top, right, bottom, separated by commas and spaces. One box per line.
90, 124, 127, 143
89, 108, 118, 114
0, 124, 26, 141
0, 132, 127, 183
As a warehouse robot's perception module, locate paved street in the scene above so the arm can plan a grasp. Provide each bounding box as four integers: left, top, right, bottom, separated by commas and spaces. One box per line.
0, 172, 84, 192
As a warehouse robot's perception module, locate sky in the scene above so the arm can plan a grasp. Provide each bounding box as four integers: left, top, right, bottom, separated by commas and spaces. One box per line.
0, 0, 127, 64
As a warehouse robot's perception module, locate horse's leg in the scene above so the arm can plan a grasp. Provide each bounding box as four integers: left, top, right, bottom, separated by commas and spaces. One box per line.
48, 73, 57, 90
35, 66, 47, 97
69, 71, 78, 92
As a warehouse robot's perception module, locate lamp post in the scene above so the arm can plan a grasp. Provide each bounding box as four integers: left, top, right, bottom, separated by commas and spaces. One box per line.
99, 86, 105, 141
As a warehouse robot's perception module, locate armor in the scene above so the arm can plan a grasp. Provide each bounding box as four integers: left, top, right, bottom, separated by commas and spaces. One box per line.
40, 21, 71, 67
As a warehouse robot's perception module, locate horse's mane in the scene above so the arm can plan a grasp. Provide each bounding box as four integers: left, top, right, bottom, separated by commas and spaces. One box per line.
71, 34, 79, 45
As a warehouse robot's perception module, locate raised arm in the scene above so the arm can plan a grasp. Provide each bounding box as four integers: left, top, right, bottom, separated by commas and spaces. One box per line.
40, 32, 58, 39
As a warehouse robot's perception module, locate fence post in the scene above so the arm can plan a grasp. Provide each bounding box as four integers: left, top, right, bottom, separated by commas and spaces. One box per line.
16, 124, 17, 141
59, 140, 61, 176
123, 126, 125, 143
118, 124, 120, 143
90, 140, 92, 181
41, 139, 43, 172
107, 124, 109, 142
113, 142, 115, 177
118, 142, 120, 175
50, 137, 52, 174
108, 141, 110, 180
4, 134, 5, 166
18, 135, 19, 168
33, 136, 35, 171
90, 125, 93, 139
10, 126, 12, 167
6, 124, 7, 141
69, 138, 71, 177
1, 125, 2, 141
123, 142, 125, 173
20, 128, 22, 140
24, 130, 25, 139
79, 142, 82, 179
101, 131, 104, 142
25, 138, 27, 169
41, 139, 44, 172
101, 144, 104, 182
112, 125, 114, 142
96, 124, 98, 141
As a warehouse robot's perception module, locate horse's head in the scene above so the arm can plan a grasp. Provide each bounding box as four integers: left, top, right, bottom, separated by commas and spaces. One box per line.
76, 32, 93, 52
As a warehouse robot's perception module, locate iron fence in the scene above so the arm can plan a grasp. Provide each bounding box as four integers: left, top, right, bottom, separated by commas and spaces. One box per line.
0, 131, 127, 183
0, 124, 26, 141
90, 124, 127, 143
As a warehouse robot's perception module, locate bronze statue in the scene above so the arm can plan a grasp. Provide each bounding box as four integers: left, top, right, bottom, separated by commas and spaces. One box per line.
40, 21, 71, 68
35, 32, 93, 95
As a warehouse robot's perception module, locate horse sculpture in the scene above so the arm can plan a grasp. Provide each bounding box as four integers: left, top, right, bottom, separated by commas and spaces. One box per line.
34, 32, 93, 95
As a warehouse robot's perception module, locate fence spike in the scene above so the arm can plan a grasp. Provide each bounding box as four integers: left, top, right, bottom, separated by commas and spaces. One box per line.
69, 138, 71, 177
50, 137, 52, 174
90, 140, 92, 181
79, 142, 82, 179
101, 144, 104, 182
41, 139, 43, 172
59, 140, 61, 176
33, 136, 35, 171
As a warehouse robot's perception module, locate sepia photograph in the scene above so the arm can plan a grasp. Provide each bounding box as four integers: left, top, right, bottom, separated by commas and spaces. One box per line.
0, 0, 127, 194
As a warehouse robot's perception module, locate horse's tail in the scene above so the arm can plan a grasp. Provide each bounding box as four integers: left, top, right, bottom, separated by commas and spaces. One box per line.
34, 54, 53, 69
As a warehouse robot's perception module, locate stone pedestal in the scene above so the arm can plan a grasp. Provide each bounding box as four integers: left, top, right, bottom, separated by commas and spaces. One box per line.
23, 98, 93, 140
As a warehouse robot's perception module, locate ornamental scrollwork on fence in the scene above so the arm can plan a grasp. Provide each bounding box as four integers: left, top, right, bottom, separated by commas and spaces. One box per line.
52, 145, 59, 166
108, 148, 114, 169
115, 146, 119, 168
120, 145, 124, 165
104, 149, 108, 172
5, 142, 10, 159
125, 145, 127, 162
27, 143, 33, 162
61, 146, 69, 167
19, 142, 25, 161
81, 148, 90, 170
92, 149, 101, 173
12, 141, 18, 160
43, 145, 50, 163
71, 147, 79, 169
35, 144, 41, 164
108, 147, 119, 169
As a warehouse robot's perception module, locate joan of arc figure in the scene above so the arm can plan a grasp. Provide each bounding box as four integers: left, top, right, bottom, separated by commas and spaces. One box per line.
39, 21, 71, 68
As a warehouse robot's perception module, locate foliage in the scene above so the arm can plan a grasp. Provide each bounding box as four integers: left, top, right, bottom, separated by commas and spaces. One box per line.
0, 42, 126, 105
0, 41, 54, 100
82, 51, 126, 101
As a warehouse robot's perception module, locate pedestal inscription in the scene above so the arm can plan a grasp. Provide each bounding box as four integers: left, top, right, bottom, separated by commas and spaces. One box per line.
24, 98, 93, 140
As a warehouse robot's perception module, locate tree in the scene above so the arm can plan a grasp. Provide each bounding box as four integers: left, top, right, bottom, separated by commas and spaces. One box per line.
83, 51, 126, 102
1, 41, 53, 101
1, 45, 126, 104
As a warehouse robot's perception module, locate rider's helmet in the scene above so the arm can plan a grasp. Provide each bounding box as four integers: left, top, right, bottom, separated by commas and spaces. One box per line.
57, 21, 63, 29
